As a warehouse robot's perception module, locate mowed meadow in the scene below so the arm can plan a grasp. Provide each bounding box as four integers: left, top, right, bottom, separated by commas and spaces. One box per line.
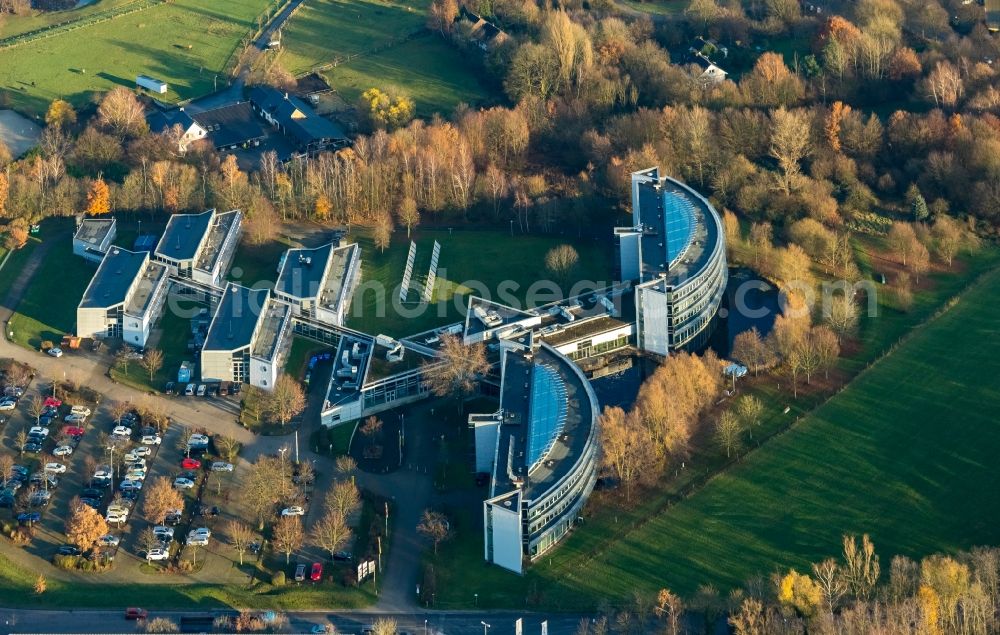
552, 266, 1000, 599
0, 0, 271, 115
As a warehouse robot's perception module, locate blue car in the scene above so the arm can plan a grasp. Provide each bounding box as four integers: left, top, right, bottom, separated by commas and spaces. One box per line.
17, 512, 41, 523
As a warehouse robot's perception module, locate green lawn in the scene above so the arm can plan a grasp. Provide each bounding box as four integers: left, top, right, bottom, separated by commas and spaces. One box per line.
0, 0, 142, 40
280, 0, 430, 75
8, 240, 96, 350
428, 255, 1000, 609
321, 34, 493, 118
345, 228, 614, 338
229, 237, 292, 290
0, 0, 271, 115
0, 553, 374, 609
0, 238, 32, 300
618, 0, 686, 15
283, 335, 328, 379
111, 301, 200, 391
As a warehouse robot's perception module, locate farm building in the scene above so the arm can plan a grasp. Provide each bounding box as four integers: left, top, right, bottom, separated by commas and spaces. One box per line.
76, 247, 169, 347
190, 102, 265, 151
201, 283, 292, 389
72, 217, 117, 263
153, 209, 242, 288
136, 75, 168, 94
273, 242, 361, 327
248, 86, 349, 154
146, 108, 207, 152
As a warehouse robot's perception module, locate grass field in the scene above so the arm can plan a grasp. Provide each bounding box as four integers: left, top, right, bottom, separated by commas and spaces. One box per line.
283, 335, 328, 379
229, 237, 292, 290
8, 240, 96, 350
321, 34, 493, 118
0, 0, 138, 40
0, 553, 374, 609
618, 0, 686, 15
427, 250, 1000, 609
111, 301, 200, 391
279, 0, 429, 75
0, 0, 270, 115
345, 228, 614, 338
278, 0, 491, 118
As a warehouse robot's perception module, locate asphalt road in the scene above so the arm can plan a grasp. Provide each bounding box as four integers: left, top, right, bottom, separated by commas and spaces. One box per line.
0, 609, 589, 635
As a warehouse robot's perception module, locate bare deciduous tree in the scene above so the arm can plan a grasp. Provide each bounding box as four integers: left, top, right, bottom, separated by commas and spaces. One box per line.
267, 374, 306, 427
312, 511, 353, 560
227, 520, 254, 566
272, 516, 304, 564
421, 335, 489, 403
142, 477, 184, 525
416, 509, 451, 555
142, 348, 163, 382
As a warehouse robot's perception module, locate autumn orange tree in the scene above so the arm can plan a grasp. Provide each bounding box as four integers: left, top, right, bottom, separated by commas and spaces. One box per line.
65, 503, 108, 552
85, 175, 110, 215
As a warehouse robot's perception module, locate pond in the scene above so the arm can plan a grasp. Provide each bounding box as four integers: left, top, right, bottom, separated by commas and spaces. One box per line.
708, 267, 781, 358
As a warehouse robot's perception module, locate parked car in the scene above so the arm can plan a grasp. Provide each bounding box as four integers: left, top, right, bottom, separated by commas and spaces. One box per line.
126, 469, 147, 481
57, 545, 81, 556
119, 479, 143, 491
164, 382, 176, 395
63, 426, 85, 437
184, 383, 196, 396
125, 447, 151, 461
106, 512, 127, 525
23, 442, 43, 454
140, 434, 161, 446
64, 413, 87, 423
70, 406, 91, 417
44, 397, 62, 408
295, 563, 307, 582
333, 550, 353, 562
93, 465, 112, 480
46, 347, 63, 358
180, 458, 201, 470
17, 512, 41, 524
186, 534, 209, 546
0, 400, 16, 411
173, 477, 195, 490
188, 527, 211, 540
79, 498, 101, 509
188, 434, 210, 447
210, 462, 234, 472
310, 562, 323, 582
99, 534, 121, 547
28, 426, 49, 437
43, 462, 66, 474
196, 384, 207, 397
164, 510, 183, 525
281, 505, 305, 517
124, 608, 148, 621
52, 444, 74, 457
145, 548, 169, 561
111, 426, 132, 437
82, 488, 104, 499
153, 526, 174, 540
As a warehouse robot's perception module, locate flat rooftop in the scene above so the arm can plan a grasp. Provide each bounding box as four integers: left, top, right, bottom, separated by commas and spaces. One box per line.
124, 260, 168, 317
250, 298, 290, 361
74, 218, 115, 246
156, 210, 214, 262
465, 297, 537, 339
79, 248, 148, 309
276, 243, 335, 300
204, 283, 269, 352
492, 345, 596, 501
636, 177, 720, 289
194, 210, 239, 274
321, 244, 358, 309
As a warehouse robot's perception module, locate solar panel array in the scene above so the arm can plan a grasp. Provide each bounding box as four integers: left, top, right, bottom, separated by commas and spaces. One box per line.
526, 362, 568, 472
663, 190, 696, 267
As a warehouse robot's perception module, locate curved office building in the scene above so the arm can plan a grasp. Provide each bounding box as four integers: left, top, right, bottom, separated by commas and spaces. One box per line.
615, 167, 728, 355
471, 340, 600, 574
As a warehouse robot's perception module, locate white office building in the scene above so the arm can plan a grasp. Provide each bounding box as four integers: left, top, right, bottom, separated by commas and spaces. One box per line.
273, 242, 361, 326
76, 248, 169, 347
153, 209, 242, 288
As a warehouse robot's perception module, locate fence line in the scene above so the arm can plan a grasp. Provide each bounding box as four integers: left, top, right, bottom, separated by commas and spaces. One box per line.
295, 27, 431, 79
0, 0, 165, 50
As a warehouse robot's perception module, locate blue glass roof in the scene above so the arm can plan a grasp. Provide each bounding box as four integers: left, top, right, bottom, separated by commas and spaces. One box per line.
526, 362, 568, 471
663, 190, 695, 267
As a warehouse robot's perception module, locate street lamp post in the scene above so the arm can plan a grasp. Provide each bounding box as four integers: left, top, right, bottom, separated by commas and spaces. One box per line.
474, 593, 478, 607
423, 619, 427, 635
278, 447, 288, 483
481, 621, 490, 635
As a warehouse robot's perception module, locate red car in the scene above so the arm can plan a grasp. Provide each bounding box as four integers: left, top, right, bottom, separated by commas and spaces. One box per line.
310, 562, 323, 582
44, 397, 62, 408
63, 426, 85, 437
124, 608, 148, 620
180, 458, 201, 470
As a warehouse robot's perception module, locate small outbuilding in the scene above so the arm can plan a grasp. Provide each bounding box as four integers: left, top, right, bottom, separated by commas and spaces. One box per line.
137, 75, 168, 94
73, 217, 117, 263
